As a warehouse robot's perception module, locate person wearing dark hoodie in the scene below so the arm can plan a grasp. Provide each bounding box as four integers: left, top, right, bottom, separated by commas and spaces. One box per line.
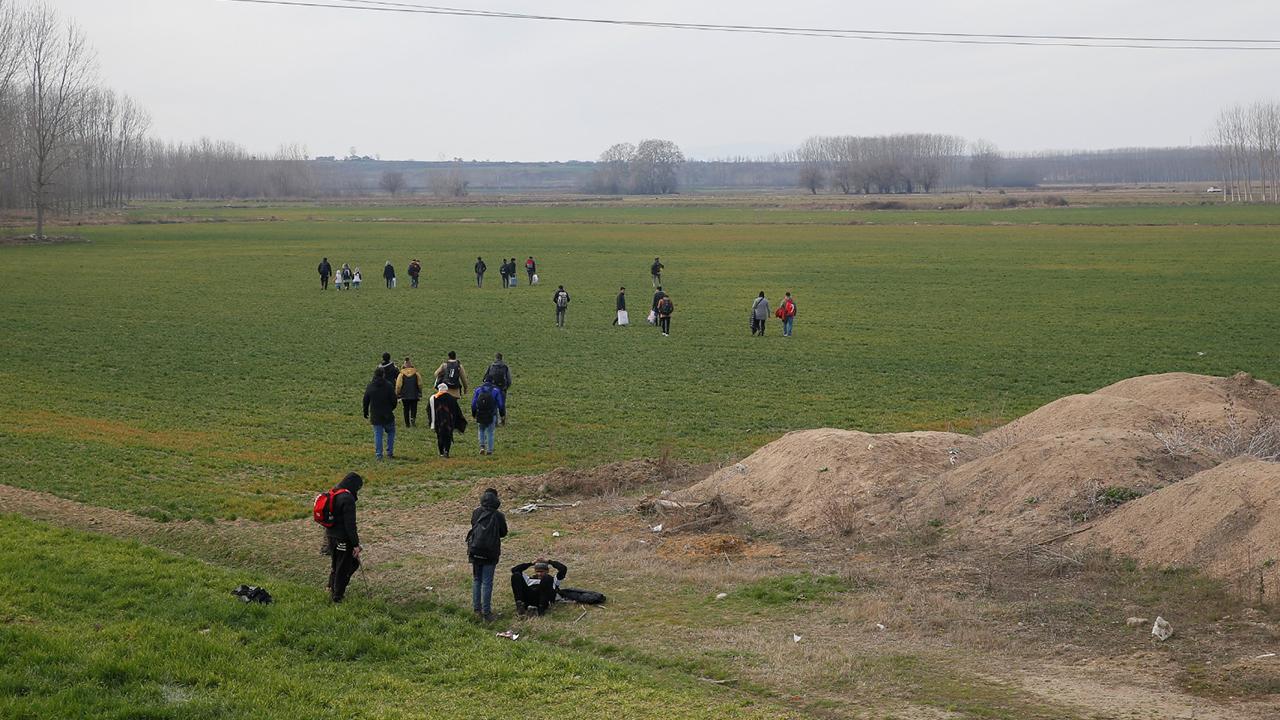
325, 472, 364, 603
467, 488, 509, 622
318, 257, 332, 290
474, 256, 487, 288
429, 382, 466, 458
395, 357, 423, 427
510, 558, 568, 617
375, 352, 398, 384
363, 368, 398, 460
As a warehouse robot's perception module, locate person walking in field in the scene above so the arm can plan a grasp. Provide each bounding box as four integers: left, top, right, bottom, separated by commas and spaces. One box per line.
511, 558, 568, 617
776, 291, 797, 337
471, 379, 506, 455
318, 257, 332, 290
342, 263, 353, 289
613, 286, 628, 326
650, 257, 664, 288
467, 488, 508, 622
408, 259, 421, 288
483, 353, 512, 401
375, 352, 398, 383
650, 286, 666, 327
506, 257, 518, 287
552, 285, 571, 327
322, 471, 364, 603
475, 257, 487, 288
383, 261, 396, 289
430, 382, 466, 458
363, 367, 398, 460
656, 292, 673, 336
501, 258, 512, 289
751, 291, 770, 336
525, 256, 536, 285
434, 351, 468, 398
352, 267, 362, 289
395, 357, 423, 427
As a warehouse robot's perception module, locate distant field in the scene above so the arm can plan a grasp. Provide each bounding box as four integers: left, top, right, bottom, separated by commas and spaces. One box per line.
1, 203, 1277, 522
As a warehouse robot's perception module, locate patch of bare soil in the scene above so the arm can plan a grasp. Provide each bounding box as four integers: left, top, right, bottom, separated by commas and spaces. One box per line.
478, 458, 713, 500
1, 234, 88, 246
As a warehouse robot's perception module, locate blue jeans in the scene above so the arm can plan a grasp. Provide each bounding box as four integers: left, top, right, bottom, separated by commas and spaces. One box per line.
783, 317, 794, 336
478, 421, 496, 453
471, 561, 496, 613
373, 422, 396, 458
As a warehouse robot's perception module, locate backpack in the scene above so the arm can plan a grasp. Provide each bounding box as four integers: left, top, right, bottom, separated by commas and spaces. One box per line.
475, 388, 497, 423
466, 509, 502, 561
658, 297, 673, 315
485, 363, 509, 389
558, 587, 606, 605
442, 361, 461, 388
555, 291, 569, 308
312, 488, 350, 527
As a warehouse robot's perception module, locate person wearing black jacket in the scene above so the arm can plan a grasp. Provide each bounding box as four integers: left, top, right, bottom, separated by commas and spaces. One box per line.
375, 352, 398, 384
483, 353, 512, 397
468, 488, 509, 621
552, 285, 570, 327
511, 559, 568, 616
651, 286, 666, 327
383, 261, 396, 289
318, 257, 332, 290
363, 368, 398, 460
613, 286, 626, 326
326, 472, 364, 603
474, 257, 487, 288
525, 256, 536, 285
650, 257, 664, 287
430, 382, 466, 457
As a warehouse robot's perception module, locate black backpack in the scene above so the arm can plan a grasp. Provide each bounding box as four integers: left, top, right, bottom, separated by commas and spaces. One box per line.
466, 509, 502, 562
558, 587, 606, 605
485, 363, 509, 390
555, 291, 569, 308
475, 388, 497, 423
658, 297, 673, 315
442, 361, 461, 388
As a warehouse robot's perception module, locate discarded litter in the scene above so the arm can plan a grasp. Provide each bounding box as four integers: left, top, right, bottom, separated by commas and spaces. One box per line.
1257, 652, 1277, 659
1125, 617, 1148, 627
734, 463, 749, 475
552, 531, 561, 537
650, 524, 663, 533
514, 501, 581, 514
792, 633, 802, 643
715, 593, 728, 600
231, 585, 273, 604
1152, 616, 1173, 641
496, 630, 520, 641
875, 623, 887, 631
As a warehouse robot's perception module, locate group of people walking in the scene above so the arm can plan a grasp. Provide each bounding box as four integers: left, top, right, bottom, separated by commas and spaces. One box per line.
361, 351, 513, 460
474, 256, 538, 289
321, 478, 572, 622
751, 291, 798, 337
318, 257, 423, 290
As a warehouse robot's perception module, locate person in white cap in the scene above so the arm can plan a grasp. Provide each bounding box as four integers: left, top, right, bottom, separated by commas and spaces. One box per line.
429, 382, 466, 458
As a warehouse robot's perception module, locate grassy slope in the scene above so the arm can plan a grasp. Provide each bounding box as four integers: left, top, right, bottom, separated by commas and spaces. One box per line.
1, 213, 1277, 521
0, 516, 786, 720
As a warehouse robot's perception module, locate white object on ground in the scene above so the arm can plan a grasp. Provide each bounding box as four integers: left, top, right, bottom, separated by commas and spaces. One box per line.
715, 593, 728, 600
1257, 653, 1276, 659
650, 524, 663, 533
875, 623, 887, 631
1152, 616, 1173, 641
496, 630, 520, 640
792, 633, 802, 643
552, 531, 561, 537
1125, 617, 1148, 627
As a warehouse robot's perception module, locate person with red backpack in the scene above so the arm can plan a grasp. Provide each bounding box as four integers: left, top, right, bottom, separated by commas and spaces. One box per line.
314, 472, 364, 603
776, 291, 797, 337
467, 488, 508, 622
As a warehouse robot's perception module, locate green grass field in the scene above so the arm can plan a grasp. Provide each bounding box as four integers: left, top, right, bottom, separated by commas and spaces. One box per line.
2, 207, 1278, 522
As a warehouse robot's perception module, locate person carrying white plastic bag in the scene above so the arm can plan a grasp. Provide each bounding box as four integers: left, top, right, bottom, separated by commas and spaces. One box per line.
613, 287, 629, 326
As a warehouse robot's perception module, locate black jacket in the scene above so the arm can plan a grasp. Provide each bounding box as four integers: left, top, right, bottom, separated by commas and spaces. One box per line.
475, 260, 487, 274
511, 560, 567, 582
616, 292, 626, 311
383, 264, 395, 279
484, 361, 511, 390
363, 377, 398, 425
651, 290, 665, 311
468, 489, 509, 563
318, 260, 331, 277
553, 289, 570, 307
325, 474, 363, 545
432, 392, 467, 432
376, 361, 398, 381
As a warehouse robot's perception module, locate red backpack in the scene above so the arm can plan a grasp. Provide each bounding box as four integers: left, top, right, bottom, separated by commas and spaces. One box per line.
313, 488, 350, 527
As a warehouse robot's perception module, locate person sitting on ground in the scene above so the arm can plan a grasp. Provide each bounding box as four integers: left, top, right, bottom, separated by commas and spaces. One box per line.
511, 558, 568, 617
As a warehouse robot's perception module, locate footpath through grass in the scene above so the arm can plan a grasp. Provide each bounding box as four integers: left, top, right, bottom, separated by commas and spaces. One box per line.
1, 207, 1277, 522
0, 516, 786, 720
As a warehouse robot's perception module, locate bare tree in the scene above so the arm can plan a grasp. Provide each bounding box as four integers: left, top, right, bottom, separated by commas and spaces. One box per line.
969, 138, 1001, 189
428, 164, 469, 197
589, 142, 634, 193
630, 138, 684, 194
798, 163, 823, 194
23, 4, 95, 237
378, 169, 406, 196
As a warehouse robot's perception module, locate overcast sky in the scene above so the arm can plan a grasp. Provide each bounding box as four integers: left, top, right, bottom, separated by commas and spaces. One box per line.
49, 0, 1280, 160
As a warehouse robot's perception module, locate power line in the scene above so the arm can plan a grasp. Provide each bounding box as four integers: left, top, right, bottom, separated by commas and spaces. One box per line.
218, 0, 1280, 51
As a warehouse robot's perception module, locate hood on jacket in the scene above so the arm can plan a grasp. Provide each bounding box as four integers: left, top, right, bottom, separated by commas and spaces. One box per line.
337, 472, 364, 499
400, 367, 419, 378
480, 488, 500, 510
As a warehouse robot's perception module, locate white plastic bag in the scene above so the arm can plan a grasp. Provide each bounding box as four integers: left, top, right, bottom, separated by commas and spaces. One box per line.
617, 310, 629, 326
647, 310, 656, 325
531, 273, 539, 285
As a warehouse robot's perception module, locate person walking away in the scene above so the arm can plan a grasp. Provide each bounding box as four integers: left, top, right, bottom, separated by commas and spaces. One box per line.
778, 291, 797, 337
467, 488, 508, 622
507, 257, 518, 287
434, 351, 468, 398
362, 368, 398, 459
650, 286, 666, 327
474, 256, 487, 288
525, 256, 536, 285
650, 257, 664, 288
353, 268, 362, 289
375, 352, 398, 382
483, 353, 512, 402
408, 259, 421, 288
511, 559, 568, 616
396, 357, 423, 427
342, 263, 353, 289
613, 286, 628, 326
552, 285, 571, 327
656, 293, 673, 336
430, 382, 466, 457
499, 258, 510, 289
751, 291, 770, 336
383, 261, 396, 289
318, 257, 332, 290
471, 379, 506, 455
324, 472, 364, 602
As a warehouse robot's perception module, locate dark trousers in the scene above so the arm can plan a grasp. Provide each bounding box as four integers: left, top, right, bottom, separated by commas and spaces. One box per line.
403, 399, 418, 426
328, 538, 360, 602
512, 573, 557, 612
500, 273, 508, 288
476, 273, 484, 288
321, 275, 329, 289
410, 275, 419, 288
752, 318, 766, 336
436, 426, 453, 456
526, 270, 534, 284
555, 308, 566, 327
659, 316, 670, 334
386, 278, 393, 288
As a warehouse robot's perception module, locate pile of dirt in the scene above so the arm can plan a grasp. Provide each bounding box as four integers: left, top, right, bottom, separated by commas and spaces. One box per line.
1072, 458, 1280, 587
678, 373, 1280, 577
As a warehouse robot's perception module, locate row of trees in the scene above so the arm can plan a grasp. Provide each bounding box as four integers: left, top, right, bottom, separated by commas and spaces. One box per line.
586, 139, 685, 194
1214, 101, 1280, 203
791, 133, 970, 194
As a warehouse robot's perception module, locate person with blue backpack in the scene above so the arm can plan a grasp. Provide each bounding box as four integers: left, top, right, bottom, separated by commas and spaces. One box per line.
471, 379, 506, 455
467, 488, 508, 622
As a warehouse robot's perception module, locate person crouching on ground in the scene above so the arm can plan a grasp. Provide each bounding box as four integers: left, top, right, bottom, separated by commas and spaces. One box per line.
511, 558, 568, 616
430, 382, 466, 458
325, 472, 364, 603
467, 488, 508, 622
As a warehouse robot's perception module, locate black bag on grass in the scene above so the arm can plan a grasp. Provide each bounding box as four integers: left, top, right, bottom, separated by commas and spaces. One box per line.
558, 587, 606, 605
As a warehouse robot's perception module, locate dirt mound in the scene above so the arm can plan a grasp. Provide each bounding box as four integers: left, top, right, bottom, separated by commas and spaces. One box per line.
1073, 458, 1280, 590
1095, 371, 1280, 427
680, 428, 980, 533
